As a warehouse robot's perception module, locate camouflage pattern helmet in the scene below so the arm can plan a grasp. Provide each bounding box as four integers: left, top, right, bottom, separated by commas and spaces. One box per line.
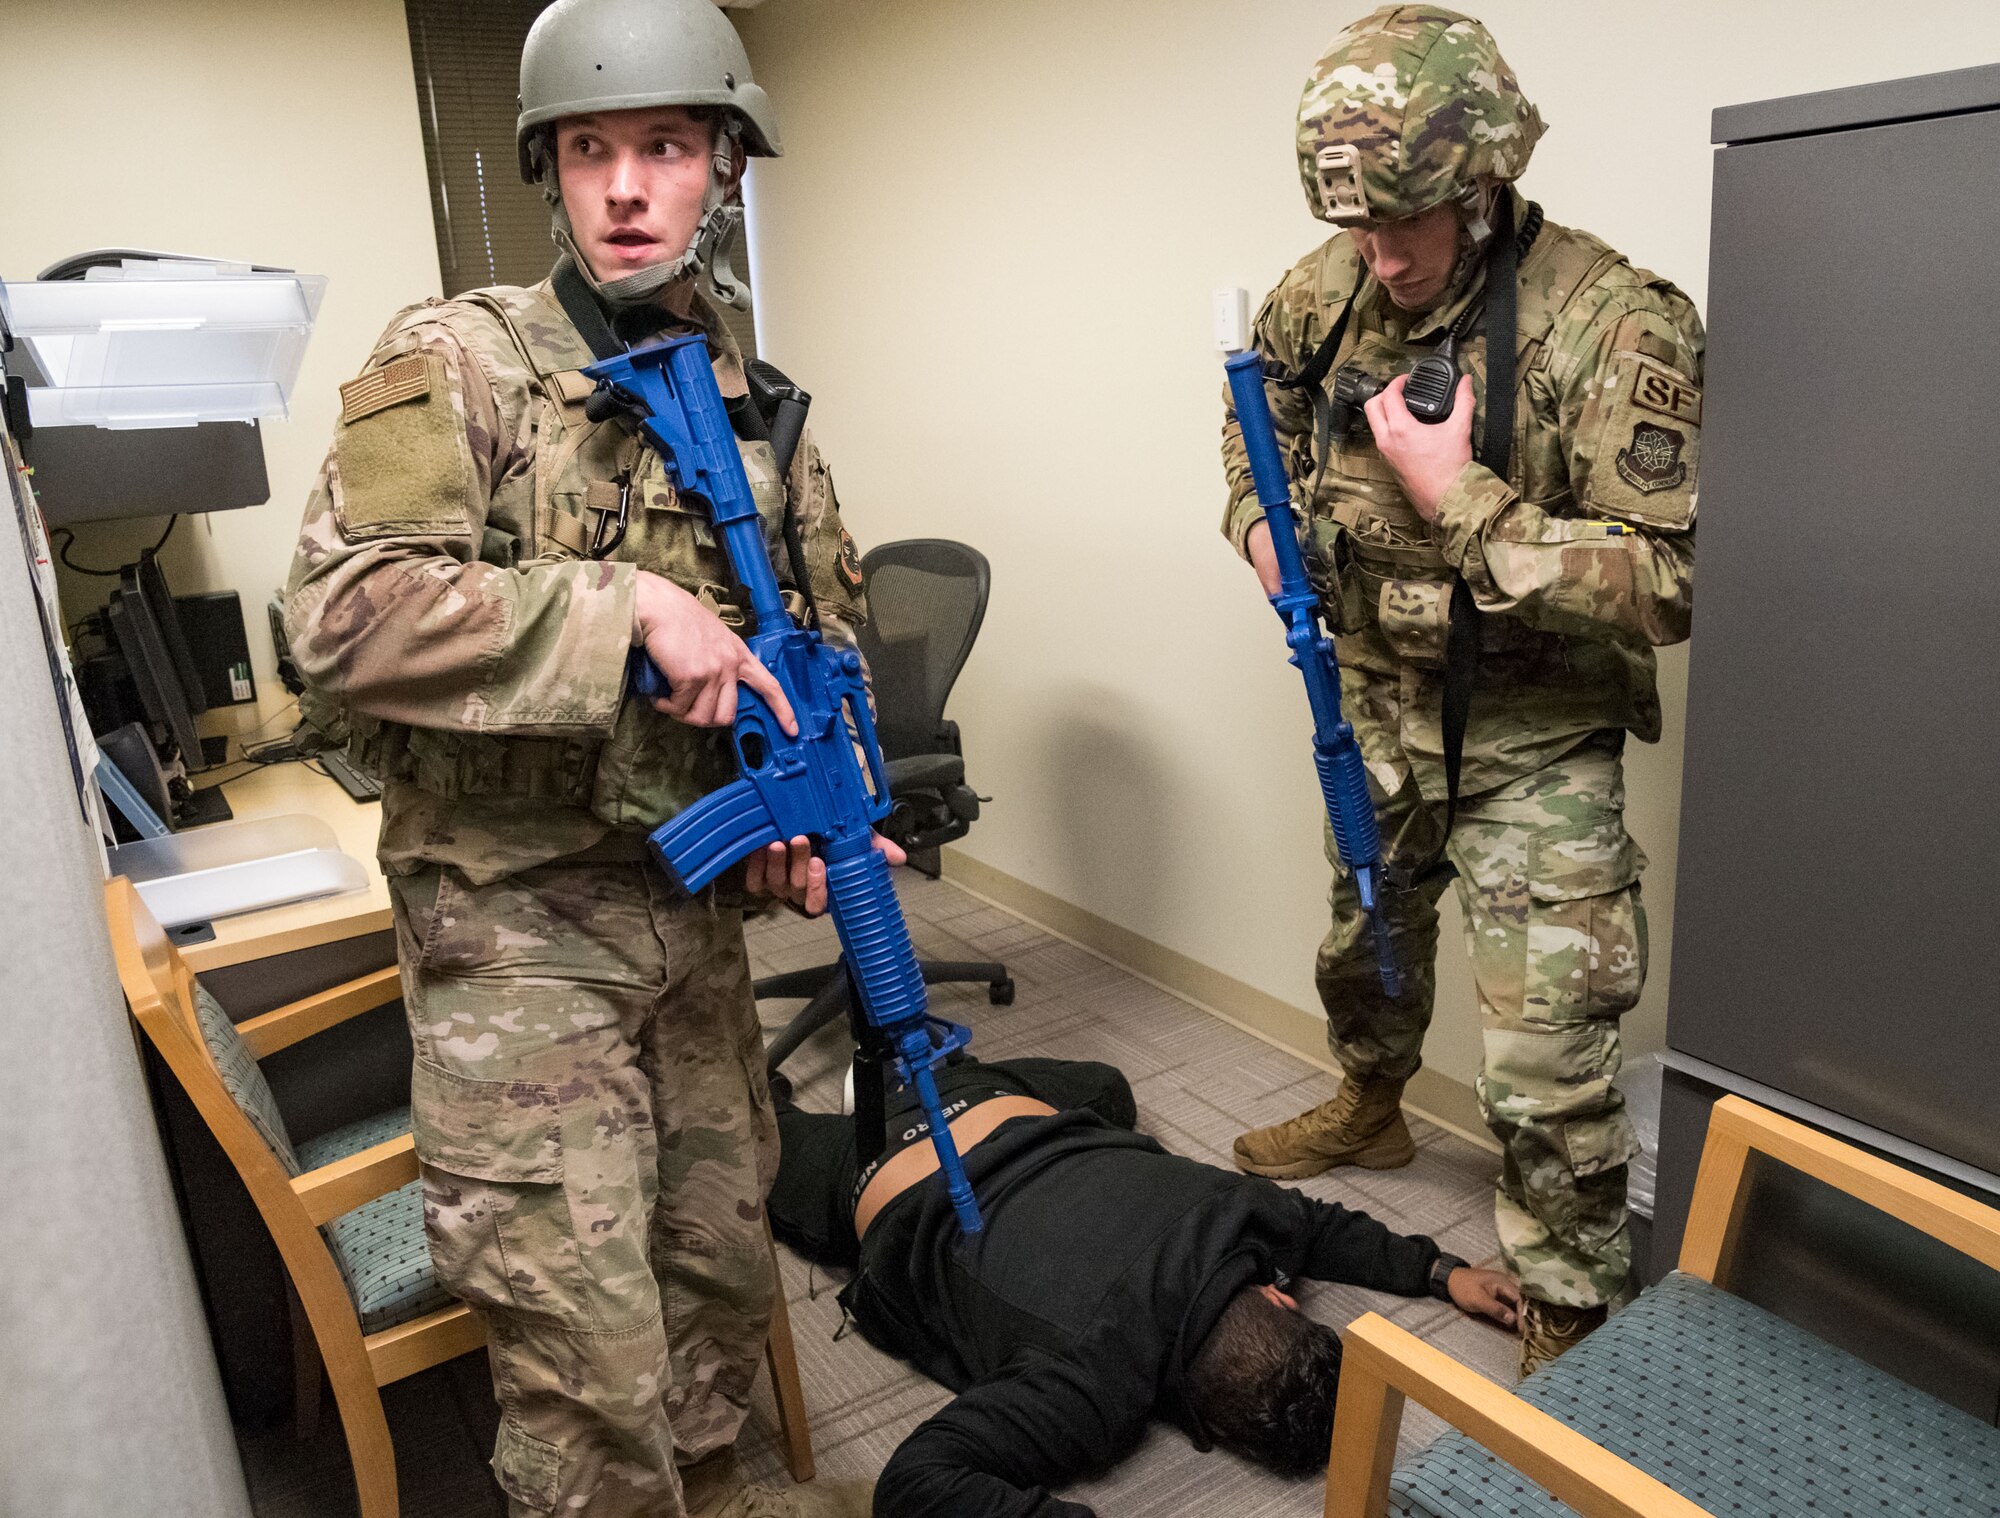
1297, 5, 1544, 226
516, 0, 781, 182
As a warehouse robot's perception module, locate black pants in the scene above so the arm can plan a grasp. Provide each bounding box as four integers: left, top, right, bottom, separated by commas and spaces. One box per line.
767, 1056, 1136, 1269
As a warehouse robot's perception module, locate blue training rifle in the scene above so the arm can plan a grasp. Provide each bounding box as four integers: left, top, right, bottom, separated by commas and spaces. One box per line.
584, 334, 984, 1234
1224, 349, 1401, 998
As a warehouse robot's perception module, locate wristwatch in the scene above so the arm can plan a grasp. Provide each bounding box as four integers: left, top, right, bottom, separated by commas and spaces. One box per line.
1428, 1251, 1469, 1302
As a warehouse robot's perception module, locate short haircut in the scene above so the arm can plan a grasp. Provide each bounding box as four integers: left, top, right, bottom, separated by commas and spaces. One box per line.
1183, 1285, 1343, 1477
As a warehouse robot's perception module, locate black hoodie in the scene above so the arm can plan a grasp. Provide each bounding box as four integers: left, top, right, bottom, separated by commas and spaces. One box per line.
768, 1059, 1440, 1518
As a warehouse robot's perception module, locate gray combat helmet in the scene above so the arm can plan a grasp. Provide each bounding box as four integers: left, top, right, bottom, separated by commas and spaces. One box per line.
517, 0, 777, 310
516, 0, 781, 182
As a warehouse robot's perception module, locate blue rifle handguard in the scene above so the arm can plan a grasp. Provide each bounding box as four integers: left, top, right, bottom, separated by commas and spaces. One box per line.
587, 335, 984, 1233
1224, 350, 1402, 998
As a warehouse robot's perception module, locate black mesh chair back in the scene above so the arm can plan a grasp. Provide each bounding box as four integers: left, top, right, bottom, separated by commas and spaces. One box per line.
759, 537, 1013, 1078
854, 539, 990, 761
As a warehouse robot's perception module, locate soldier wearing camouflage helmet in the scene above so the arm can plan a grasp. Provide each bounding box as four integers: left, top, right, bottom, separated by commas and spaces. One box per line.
1219, 5, 1702, 1375
285, 2, 881, 1513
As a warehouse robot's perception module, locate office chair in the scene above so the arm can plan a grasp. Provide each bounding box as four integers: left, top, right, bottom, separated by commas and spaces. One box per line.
762, 539, 1012, 1075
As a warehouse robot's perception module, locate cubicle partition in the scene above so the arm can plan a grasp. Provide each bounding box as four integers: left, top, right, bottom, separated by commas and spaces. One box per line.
1, 389, 255, 1513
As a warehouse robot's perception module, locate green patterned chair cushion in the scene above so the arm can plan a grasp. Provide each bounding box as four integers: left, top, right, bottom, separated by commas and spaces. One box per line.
190, 983, 299, 1175
187, 985, 448, 1337
1389, 1270, 2000, 1517
295, 1106, 454, 1335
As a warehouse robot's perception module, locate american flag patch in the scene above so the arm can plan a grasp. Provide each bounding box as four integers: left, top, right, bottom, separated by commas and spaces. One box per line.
339, 354, 432, 424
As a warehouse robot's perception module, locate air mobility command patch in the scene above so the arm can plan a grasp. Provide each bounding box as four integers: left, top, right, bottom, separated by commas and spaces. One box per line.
1615, 421, 1688, 494
1585, 348, 1700, 529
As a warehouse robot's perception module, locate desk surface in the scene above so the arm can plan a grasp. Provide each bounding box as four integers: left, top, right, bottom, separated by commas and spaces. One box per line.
179, 701, 389, 973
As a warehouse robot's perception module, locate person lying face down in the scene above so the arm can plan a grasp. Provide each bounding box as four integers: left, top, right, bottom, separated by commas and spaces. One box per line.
767, 1055, 1519, 1518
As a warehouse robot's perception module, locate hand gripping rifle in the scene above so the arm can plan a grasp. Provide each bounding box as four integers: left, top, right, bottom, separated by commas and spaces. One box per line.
585, 335, 984, 1234
1224, 350, 1401, 998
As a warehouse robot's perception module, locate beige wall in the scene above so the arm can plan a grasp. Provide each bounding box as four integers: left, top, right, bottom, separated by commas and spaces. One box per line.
10, 0, 1997, 1096
734, 1, 2000, 1094
0, 0, 441, 688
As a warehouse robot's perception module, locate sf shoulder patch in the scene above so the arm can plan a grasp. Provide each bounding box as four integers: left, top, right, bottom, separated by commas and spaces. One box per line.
338, 354, 432, 423
1627, 353, 1702, 428
837, 529, 865, 591
1615, 421, 1688, 495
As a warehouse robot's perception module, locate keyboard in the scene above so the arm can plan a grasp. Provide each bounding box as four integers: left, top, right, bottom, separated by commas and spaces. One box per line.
318, 748, 382, 802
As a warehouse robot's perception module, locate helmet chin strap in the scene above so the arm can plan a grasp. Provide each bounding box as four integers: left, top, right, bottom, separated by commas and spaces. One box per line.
539, 123, 751, 312
1436, 182, 1502, 307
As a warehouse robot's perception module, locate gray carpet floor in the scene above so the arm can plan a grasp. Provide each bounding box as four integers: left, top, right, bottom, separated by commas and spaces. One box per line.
239, 871, 1517, 1516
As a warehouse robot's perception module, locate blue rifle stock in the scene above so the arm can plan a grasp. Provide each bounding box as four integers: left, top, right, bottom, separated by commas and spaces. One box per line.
1224, 350, 1401, 998
584, 335, 984, 1234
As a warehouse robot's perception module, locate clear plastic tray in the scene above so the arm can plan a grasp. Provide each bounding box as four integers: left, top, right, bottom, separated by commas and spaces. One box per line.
2, 263, 326, 429
108, 813, 340, 882
108, 812, 367, 928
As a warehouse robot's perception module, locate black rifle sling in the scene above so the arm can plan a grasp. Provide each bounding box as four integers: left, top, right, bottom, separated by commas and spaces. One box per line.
552, 256, 625, 361
1273, 202, 1521, 883
746, 360, 824, 634
1429, 193, 1518, 871
1277, 297, 1358, 514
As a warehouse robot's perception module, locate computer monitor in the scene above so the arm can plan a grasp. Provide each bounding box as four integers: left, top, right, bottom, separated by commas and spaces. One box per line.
107, 585, 204, 773
128, 552, 207, 717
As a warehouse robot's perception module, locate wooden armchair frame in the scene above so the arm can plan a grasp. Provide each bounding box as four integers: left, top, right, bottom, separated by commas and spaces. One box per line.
1324, 1094, 2000, 1518
105, 878, 814, 1518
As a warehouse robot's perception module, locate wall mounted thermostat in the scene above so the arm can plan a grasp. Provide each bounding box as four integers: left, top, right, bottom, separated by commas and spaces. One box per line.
1212, 286, 1249, 352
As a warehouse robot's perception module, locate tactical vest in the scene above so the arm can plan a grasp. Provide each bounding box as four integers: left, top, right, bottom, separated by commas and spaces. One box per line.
348, 281, 795, 831
1305, 226, 1625, 674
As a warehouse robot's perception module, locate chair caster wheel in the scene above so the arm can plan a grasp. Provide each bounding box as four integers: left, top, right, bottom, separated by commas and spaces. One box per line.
988, 978, 1015, 1006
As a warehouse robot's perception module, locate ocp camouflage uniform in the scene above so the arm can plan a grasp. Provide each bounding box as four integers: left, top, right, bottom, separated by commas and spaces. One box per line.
286, 278, 867, 1515
1220, 186, 1702, 1309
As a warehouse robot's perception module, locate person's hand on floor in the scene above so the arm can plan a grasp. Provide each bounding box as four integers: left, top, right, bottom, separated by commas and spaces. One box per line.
1447, 1266, 1522, 1329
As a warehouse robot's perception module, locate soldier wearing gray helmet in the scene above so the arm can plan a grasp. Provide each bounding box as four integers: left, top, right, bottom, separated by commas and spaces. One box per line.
285, 1, 881, 1512
1219, 5, 1703, 1374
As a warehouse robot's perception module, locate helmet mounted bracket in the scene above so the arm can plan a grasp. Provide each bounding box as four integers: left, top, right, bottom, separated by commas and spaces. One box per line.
1316, 145, 1369, 225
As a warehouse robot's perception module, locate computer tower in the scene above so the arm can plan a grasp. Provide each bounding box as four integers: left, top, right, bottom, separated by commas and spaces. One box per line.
173, 590, 257, 709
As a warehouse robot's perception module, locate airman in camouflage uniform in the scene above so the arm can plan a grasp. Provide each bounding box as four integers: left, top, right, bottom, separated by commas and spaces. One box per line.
1219, 5, 1701, 1374
286, 2, 874, 1513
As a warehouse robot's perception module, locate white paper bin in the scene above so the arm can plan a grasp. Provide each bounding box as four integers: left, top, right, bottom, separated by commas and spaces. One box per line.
1, 261, 326, 428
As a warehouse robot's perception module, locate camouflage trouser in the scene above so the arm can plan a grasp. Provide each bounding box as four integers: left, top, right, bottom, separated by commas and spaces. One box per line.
1317, 731, 1646, 1310
389, 862, 780, 1518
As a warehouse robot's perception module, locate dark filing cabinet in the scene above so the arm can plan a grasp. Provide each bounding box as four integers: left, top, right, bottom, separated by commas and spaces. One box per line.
1649, 63, 2000, 1424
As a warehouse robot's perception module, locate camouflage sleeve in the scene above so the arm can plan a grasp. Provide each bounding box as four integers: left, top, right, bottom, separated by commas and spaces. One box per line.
783, 430, 881, 761
1219, 281, 1315, 558
787, 426, 869, 655
1428, 294, 1702, 648
284, 320, 638, 735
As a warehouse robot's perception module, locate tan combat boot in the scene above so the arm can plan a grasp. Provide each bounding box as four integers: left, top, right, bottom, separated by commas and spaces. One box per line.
1517, 1297, 1607, 1378
1231, 1075, 1416, 1179
679, 1448, 874, 1518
